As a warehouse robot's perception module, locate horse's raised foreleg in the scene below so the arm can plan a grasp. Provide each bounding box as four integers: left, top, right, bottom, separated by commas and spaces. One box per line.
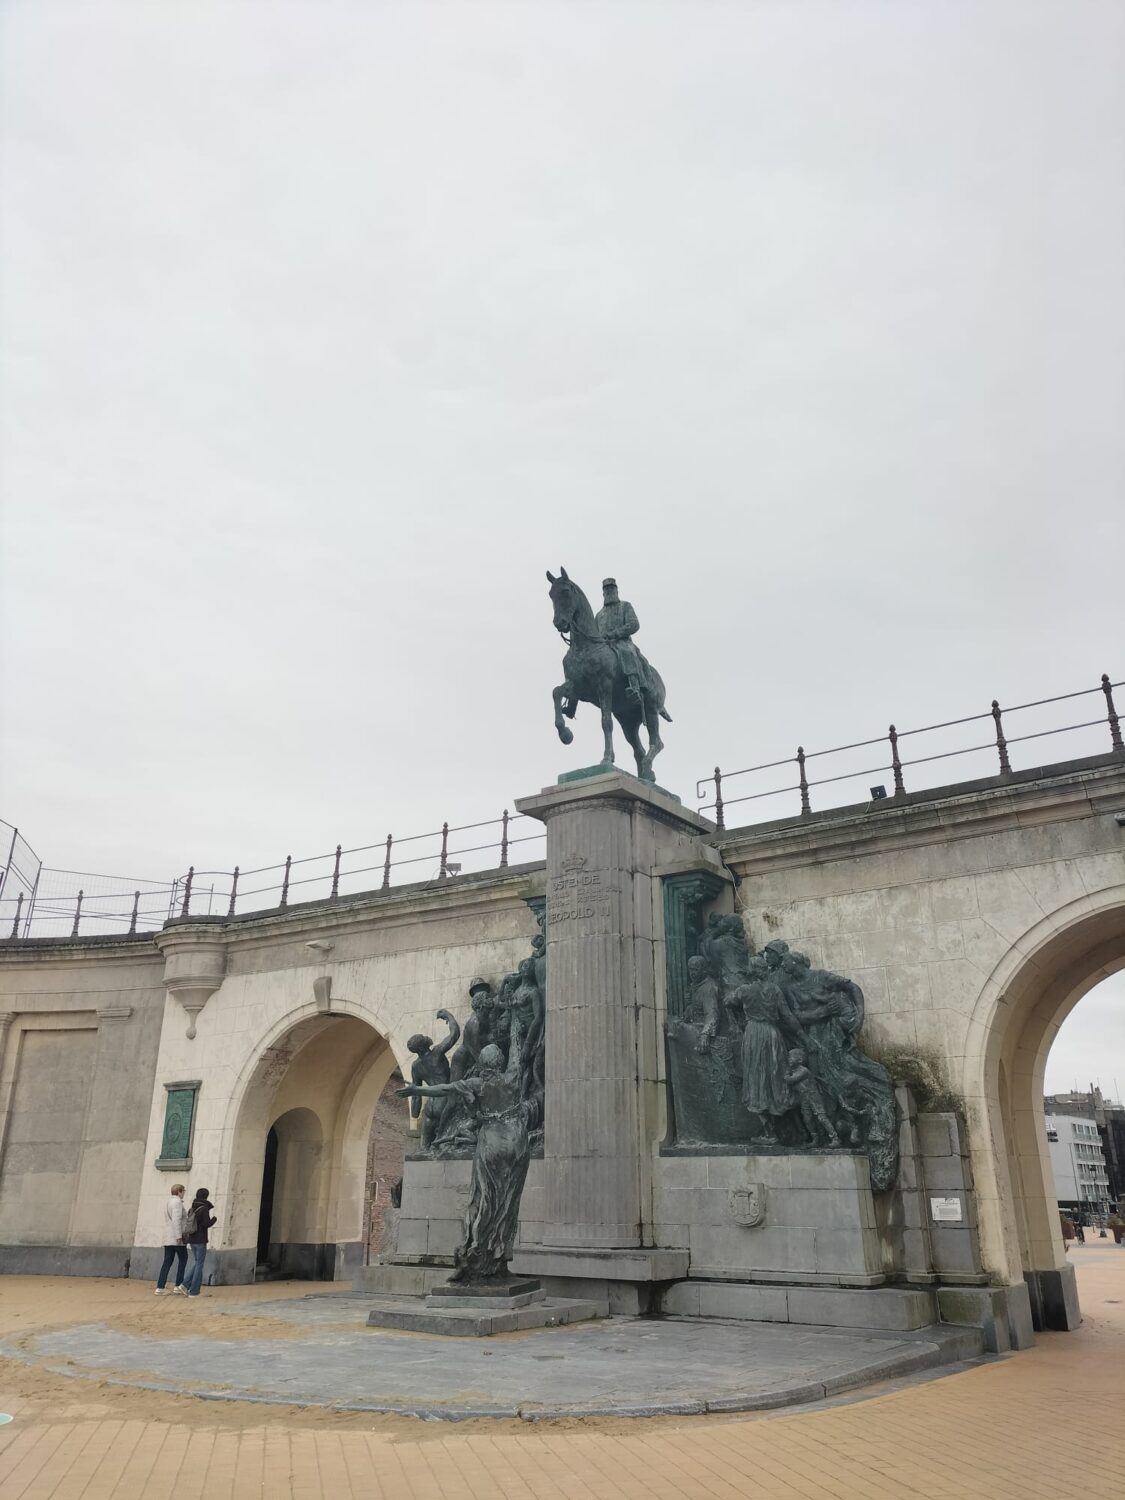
553, 682, 575, 746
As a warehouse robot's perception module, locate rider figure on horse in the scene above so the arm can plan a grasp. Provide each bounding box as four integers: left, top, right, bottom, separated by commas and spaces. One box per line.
596, 578, 645, 703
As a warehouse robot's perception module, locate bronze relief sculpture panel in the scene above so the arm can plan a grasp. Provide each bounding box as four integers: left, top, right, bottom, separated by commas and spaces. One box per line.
666, 917, 899, 1191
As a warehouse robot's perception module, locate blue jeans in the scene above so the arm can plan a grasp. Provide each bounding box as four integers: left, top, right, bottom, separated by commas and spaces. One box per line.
186, 1243, 208, 1295
156, 1244, 187, 1289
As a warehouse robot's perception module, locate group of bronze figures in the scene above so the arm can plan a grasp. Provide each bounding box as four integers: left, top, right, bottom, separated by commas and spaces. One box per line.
667, 918, 899, 1191
395, 915, 545, 1282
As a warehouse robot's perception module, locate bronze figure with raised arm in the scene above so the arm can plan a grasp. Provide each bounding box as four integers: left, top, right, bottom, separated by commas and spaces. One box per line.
397, 1037, 532, 1283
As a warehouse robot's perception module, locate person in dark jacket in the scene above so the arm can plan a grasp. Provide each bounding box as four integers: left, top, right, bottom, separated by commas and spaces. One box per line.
184, 1187, 217, 1297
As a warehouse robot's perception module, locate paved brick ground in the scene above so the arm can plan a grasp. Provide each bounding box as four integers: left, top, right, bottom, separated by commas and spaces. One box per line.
0, 1244, 1123, 1497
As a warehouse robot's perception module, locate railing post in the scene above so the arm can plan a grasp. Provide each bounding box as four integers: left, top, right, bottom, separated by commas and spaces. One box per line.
499, 810, 510, 868
330, 844, 342, 900
713, 767, 724, 832
1103, 674, 1123, 753
180, 867, 194, 918
991, 700, 1012, 775
9, 891, 23, 940
438, 822, 450, 879
227, 867, 239, 917
128, 891, 140, 935
797, 747, 811, 815
889, 724, 905, 797
71, 890, 84, 938
278, 855, 292, 910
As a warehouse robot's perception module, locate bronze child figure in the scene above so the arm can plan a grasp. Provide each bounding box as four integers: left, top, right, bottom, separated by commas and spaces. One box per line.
785, 1046, 841, 1148
406, 1010, 461, 1152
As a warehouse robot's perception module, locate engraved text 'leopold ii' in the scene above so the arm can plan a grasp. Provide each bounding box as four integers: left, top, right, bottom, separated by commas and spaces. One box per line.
549, 854, 613, 926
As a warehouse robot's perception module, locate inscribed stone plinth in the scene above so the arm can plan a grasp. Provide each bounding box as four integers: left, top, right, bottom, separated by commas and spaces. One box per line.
516, 771, 711, 1248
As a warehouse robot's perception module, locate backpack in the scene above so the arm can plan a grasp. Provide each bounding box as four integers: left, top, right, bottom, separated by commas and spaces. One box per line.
182, 1203, 201, 1239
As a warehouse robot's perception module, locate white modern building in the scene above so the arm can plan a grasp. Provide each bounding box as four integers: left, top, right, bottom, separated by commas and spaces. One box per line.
1046, 1114, 1112, 1217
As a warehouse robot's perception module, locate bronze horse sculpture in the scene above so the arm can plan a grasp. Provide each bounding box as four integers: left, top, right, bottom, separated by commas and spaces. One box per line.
546, 568, 671, 783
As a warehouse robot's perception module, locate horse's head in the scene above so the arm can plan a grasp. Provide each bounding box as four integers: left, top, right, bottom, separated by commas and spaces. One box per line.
546, 566, 577, 634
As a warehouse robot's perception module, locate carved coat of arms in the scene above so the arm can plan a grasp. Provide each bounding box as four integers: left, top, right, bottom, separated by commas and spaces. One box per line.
727, 1186, 765, 1227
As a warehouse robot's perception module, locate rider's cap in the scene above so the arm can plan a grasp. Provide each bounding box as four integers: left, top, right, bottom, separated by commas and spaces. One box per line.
468, 977, 490, 994
602, 577, 617, 589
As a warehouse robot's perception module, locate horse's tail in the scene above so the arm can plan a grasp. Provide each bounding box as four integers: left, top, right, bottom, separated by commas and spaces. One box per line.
659, 707, 672, 722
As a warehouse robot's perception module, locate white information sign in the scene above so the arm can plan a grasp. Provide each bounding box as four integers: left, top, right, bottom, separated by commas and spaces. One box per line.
930, 1196, 963, 1223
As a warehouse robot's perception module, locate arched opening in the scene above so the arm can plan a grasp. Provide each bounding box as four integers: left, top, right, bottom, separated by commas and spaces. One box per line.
225, 1010, 403, 1282
256, 1126, 279, 1268
1042, 973, 1125, 1227
260, 1106, 326, 1278
967, 891, 1125, 1330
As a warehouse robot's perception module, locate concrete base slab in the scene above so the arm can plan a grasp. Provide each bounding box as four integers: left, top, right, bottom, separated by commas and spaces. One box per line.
1, 1245, 133, 1279
510, 1246, 690, 1315
511, 1246, 689, 1281
429, 1277, 542, 1303
130, 1246, 258, 1286
428, 1288, 546, 1311
5, 1292, 991, 1418
690, 1266, 886, 1288
352, 1262, 454, 1296
365, 1294, 600, 1337
662, 1280, 937, 1332
938, 1282, 1036, 1353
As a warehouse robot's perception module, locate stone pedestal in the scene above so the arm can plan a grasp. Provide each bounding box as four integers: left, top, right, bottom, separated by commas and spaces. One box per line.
515, 771, 712, 1250
364, 1277, 602, 1336
429, 1277, 543, 1306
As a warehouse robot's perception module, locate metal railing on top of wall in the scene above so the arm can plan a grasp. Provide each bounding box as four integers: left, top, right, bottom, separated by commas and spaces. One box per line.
1, 808, 545, 941
697, 673, 1123, 831
8, 672, 1121, 937
167, 808, 544, 922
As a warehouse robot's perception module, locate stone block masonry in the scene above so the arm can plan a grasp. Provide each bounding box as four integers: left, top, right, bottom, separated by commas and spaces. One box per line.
652, 1150, 883, 1285
516, 772, 713, 1251
0, 943, 166, 1276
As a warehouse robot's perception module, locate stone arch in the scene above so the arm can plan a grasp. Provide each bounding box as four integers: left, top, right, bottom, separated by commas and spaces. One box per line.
222, 1003, 404, 1280
962, 884, 1125, 1323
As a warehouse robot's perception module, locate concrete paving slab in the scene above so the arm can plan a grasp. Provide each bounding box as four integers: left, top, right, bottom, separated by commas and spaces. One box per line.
0, 1291, 986, 1420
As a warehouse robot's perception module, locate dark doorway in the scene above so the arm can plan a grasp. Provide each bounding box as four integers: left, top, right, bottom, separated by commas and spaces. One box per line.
256, 1126, 278, 1270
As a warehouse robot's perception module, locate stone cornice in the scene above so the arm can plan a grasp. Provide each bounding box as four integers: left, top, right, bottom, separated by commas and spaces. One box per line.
0, 935, 162, 966
517, 770, 713, 836
719, 756, 1125, 874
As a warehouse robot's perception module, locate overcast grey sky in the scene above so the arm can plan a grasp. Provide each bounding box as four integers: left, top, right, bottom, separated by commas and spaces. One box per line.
1, 2, 1122, 1086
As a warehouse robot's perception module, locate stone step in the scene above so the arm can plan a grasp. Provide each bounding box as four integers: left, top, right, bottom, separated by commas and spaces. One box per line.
429, 1288, 546, 1309
352, 1262, 453, 1297
365, 1294, 603, 1337
661, 1280, 940, 1332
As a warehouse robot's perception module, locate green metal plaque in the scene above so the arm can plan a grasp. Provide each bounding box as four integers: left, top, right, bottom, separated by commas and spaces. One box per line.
156, 1082, 199, 1168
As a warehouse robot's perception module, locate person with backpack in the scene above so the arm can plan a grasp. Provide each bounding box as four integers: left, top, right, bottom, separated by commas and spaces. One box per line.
183, 1187, 217, 1297
154, 1183, 189, 1296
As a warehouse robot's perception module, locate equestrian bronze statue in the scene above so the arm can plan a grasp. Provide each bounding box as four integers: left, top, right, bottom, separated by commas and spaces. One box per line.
545, 568, 671, 783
